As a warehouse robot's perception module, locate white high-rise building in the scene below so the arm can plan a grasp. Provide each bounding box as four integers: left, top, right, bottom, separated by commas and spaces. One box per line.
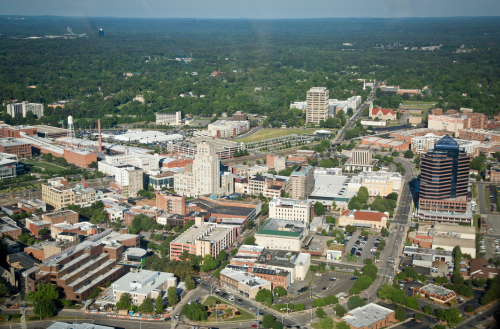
156, 111, 182, 126
306, 87, 329, 125
269, 198, 311, 222
7, 101, 44, 118
174, 142, 221, 197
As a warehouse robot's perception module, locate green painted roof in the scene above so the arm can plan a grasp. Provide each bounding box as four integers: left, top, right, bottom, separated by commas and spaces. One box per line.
256, 219, 302, 237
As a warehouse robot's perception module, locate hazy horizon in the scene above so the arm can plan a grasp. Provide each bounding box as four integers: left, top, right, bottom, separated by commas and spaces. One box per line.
2, 0, 500, 19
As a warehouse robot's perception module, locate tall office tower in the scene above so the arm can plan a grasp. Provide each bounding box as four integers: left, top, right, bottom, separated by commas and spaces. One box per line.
306, 87, 329, 125
174, 141, 221, 197
419, 135, 470, 213
99, 28, 104, 37
193, 142, 221, 196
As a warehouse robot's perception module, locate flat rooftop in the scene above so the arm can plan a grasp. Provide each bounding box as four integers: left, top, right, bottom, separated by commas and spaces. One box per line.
43, 210, 78, 219
432, 236, 476, 249
47, 322, 114, 329
189, 199, 256, 217
34, 125, 69, 134
433, 223, 476, 235
112, 270, 175, 296
290, 165, 313, 177
172, 224, 234, 245
418, 284, 455, 297
238, 245, 265, 253
343, 303, 394, 329
257, 218, 305, 238
0, 138, 29, 146
220, 268, 270, 287
310, 174, 357, 200
190, 136, 242, 149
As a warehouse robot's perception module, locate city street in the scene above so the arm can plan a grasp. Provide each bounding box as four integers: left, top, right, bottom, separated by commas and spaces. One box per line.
362, 158, 414, 301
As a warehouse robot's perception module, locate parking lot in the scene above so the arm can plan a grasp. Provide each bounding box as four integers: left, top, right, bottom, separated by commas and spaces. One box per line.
482, 236, 499, 259
342, 231, 380, 264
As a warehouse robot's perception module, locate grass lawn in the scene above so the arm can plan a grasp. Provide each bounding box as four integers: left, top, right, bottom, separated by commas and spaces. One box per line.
399, 101, 437, 109
473, 214, 481, 232
311, 323, 322, 329
202, 296, 255, 321
485, 188, 491, 211
23, 160, 66, 173
236, 128, 320, 143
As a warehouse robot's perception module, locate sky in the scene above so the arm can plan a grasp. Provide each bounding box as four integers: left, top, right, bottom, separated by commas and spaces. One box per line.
2, 0, 500, 19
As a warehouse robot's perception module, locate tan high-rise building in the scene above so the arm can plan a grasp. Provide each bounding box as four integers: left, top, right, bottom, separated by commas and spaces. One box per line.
290, 165, 314, 200
306, 87, 329, 125
174, 142, 221, 197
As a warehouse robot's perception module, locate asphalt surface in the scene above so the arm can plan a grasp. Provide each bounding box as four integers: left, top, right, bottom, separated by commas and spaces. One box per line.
362, 158, 414, 302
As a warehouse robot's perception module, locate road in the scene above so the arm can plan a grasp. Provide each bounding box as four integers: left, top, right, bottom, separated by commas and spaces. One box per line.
363, 158, 414, 301
334, 82, 377, 143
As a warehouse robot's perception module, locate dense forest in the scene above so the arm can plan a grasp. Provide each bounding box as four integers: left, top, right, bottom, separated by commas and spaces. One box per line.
0, 16, 499, 128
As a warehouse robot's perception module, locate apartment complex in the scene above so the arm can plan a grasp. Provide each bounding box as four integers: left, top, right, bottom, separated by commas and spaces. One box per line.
110, 166, 144, 198
42, 178, 96, 210
155, 111, 182, 126
168, 137, 245, 160
458, 128, 500, 143
174, 142, 221, 197
6, 101, 44, 118
23, 230, 127, 300
248, 175, 288, 198
170, 223, 236, 260
289, 165, 314, 199
411, 133, 480, 155
268, 198, 311, 222
361, 137, 410, 151
155, 191, 186, 215
207, 120, 250, 139
306, 87, 329, 125
419, 135, 470, 213
112, 270, 177, 305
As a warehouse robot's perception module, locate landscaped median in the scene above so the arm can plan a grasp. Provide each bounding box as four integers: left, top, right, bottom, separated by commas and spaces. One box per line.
200, 296, 255, 322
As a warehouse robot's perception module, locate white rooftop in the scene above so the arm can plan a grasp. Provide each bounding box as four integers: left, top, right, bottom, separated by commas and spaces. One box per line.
342, 303, 394, 328
238, 245, 265, 253
220, 268, 270, 287
47, 322, 114, 329
112, 270, 176, 297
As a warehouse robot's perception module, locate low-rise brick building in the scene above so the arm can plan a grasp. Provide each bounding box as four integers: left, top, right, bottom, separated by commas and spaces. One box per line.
42, 210, 79, 225
0, 138, 31, 157
342, 303, 396, 329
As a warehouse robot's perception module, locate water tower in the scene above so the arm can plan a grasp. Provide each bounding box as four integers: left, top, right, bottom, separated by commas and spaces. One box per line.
68, 115, 74, 148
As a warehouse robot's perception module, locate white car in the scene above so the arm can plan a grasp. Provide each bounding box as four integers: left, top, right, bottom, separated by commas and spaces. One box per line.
315, 273, 322, 277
